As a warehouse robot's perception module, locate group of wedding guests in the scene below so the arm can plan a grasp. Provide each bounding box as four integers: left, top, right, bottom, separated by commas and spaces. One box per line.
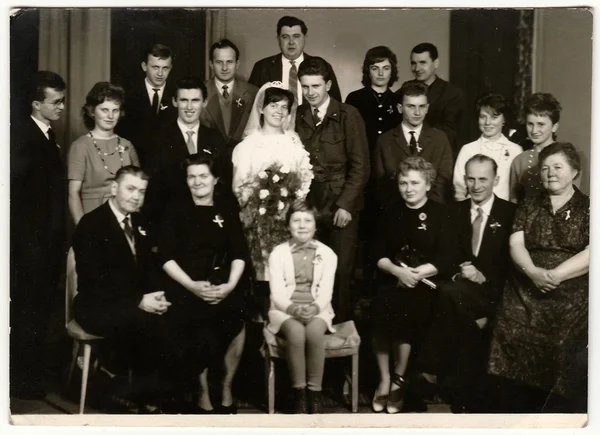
11, 14, 588, 416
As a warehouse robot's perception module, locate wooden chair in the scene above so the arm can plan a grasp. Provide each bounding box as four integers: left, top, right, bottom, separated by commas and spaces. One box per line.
262, 320, 361, 414
65, 247, 104, 414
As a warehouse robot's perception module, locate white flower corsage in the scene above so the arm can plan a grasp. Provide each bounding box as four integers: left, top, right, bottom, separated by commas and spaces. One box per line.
259, 189, 270, 200
258, 171, 268, 180
272, 174, 280, 183
258, 207, 266, 215
213, 214, 224, 228
280, 187, 289, 197
277, 201, 285, 211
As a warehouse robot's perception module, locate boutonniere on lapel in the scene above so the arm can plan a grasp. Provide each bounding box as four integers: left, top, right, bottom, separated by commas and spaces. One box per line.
159, 103, 169, 111
213, 214, 224, 228
417, 212, 427, 231
235, 98, 244, 108
489, 220, 502, 233
312, 254, 323, 266
565, 210, 571, 221
137, 226, 147, 236
415, 142, 423, 153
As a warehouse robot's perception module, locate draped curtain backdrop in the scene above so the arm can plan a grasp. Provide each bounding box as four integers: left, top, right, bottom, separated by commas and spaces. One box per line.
38, 9, 111, 150
205, 9, 228, 79
514, 10, 535, 124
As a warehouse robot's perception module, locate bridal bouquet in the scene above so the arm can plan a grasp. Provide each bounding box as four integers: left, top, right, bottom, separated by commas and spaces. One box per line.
239, 162, 313, 279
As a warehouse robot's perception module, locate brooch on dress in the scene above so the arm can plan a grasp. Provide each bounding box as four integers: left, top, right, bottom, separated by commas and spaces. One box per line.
312, 254, 323, 265
418, 212, 427, 231
213, 214, 224, 228
565, 210, 571, 220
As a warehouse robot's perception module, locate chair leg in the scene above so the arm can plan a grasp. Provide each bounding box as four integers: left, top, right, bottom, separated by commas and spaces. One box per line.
79, 343, 92, 414
267, 358, 275, 414
67, 340, 81, 390
351, 353, 359, 413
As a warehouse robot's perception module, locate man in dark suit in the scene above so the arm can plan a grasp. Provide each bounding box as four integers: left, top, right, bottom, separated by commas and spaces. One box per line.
374, 80, 453, 206
10, 71, 67, 399
201, 39, 258, 156
295, 57, 369, 322
248, 15, 342, 104
414, 154, 516, 412
116, 44, 177, 166
72, 166, 175, 410
398, 43, 464, 154
143, 76, 228, 241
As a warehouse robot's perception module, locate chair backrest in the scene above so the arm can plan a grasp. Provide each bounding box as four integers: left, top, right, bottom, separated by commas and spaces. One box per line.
65, 247, 78, 328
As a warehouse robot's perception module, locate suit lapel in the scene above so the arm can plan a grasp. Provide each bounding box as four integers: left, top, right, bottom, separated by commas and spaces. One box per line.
461, 201, 474, 257
478, 196, 499, 257
229, 82, 247, 137
299, 104, 316, 130
392, 127, 412, 160
206, 81, 227, 137
270, 55, 283, 82
427, 77, 443, 107
104, 203, 137, 266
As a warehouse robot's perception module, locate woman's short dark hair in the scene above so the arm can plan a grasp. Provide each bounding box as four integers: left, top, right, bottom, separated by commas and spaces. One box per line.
524, 92, 562, 124
298, 57, 333, 83
285, 198, 320, 226
263, 87, 295, 109
538, 142, 581, 180
183, 151, 222, 179
475, 93, 510, 119
396, 156, 437, 185
81, 82, 126, 130
361, 46, 399, 88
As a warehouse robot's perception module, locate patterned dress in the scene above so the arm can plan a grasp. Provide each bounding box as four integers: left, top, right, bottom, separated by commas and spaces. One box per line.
488, 187, 589, 398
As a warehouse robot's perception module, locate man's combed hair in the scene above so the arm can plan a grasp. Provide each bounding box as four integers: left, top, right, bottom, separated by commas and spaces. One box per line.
209, 39, 240, 61
29, 70, 66, 104
398, 80, 428, 101
175, 76, 207, 101
142, 43, 173, 62
411, 42, 439, 61
297, 57, 333, 83
114, 165, 149, 183
465, 153, 499, 175
277, 16, 308, 36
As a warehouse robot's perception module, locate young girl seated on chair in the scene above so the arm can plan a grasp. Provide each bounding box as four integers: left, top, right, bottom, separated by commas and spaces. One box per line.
267, 201, 338, 414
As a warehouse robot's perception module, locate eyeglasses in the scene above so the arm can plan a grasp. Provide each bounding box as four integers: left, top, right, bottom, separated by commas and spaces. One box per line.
40, 98, 66, 108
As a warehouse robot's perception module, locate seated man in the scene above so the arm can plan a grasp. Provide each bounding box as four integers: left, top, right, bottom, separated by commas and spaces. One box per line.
72, 166, 193, 411
374, 80, 453, 206
414, 154, 516, 412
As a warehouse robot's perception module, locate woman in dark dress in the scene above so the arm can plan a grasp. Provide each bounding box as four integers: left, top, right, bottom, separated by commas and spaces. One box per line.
345, 46, 402, 300
488, 142, 589, 412
159, 152, 248, 414
370, 156, 456, 414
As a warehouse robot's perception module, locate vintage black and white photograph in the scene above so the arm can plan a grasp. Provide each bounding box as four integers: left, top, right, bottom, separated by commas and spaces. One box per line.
7, 2, 593, 429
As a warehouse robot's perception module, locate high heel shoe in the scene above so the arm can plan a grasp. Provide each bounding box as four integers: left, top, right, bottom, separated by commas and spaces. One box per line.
371, 387, 389, 413
386, 373, 409, 414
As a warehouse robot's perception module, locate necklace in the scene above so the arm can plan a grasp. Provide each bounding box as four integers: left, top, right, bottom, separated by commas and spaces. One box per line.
89, 131, 126, 175
371, 88, 389, 109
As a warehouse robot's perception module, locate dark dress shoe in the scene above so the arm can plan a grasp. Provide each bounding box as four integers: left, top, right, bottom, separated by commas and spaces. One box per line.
308, 389, 323, 414
216, 403, 238, 414
386, 374, 409, 414
293, 388, 308, 414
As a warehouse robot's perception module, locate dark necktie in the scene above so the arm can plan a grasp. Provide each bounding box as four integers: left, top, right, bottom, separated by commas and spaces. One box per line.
151, 88, 160, 115
123, 216, 134, 240
471, 207, 484, 256
409, 131, 418, 154
222, 85, 229, 99
313, 107, 322, 126
47, 127, 56, 145
289, 60, 298, 103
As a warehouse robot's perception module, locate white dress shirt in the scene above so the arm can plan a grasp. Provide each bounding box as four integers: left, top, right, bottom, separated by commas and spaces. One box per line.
312, 96, 330, 125
144, 78, 166, 106
108, 198, 136, 255
470, 194, 495, 257
177, 118, 200, 154
401, 122, 424, 146
31, 115, 52, 140
282, 53, 304, 104
215, 78, 235, 96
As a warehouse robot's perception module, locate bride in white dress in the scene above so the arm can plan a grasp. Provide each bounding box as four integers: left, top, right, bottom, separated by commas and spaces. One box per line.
232, 82, 313, 285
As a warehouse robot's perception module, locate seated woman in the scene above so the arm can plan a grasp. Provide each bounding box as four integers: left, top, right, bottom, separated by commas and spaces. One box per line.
370, 156, 456, 414
267, 201, 337, 414
488, 142, 589, 413
158, 152, 248, 414
453, 93, 523, 201
68, 82, 139, 224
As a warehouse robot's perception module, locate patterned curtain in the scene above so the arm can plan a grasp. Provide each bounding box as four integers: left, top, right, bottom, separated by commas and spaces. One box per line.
205, 9, 227, 78
513, 10, 534, 124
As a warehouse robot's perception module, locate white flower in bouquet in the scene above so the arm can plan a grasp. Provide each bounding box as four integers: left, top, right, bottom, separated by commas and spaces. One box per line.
277, 201, 285, 211
272, 174, 280, 183
280, 165, 290, 174
258, 171, 268, 179
258, 207, 266, 215
259, 189, 270, 199
280, 187, 289, 197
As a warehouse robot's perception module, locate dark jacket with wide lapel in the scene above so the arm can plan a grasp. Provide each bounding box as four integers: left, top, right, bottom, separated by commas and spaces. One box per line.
116, 78, 178, 165
398, 77, 464, 152
143, 122, 228, 239
201, 78, 258, 155
11, 116, 66, 254
295, 98, 370, 213
73, 201, 152, 316
373, 123, 453, 206
248, 52, 342, 102
452, 196, 516, 290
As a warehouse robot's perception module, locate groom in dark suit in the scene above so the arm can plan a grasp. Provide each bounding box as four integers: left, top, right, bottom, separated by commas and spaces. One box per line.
374, 80, 453, 206
201, 39, 258, 156
117, 44, 177, 166
143, 76, 228, 242
415, 154, 516, 412
73, 166, 176, 409
10, 71, 67, 399
248, 15, 342, 104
